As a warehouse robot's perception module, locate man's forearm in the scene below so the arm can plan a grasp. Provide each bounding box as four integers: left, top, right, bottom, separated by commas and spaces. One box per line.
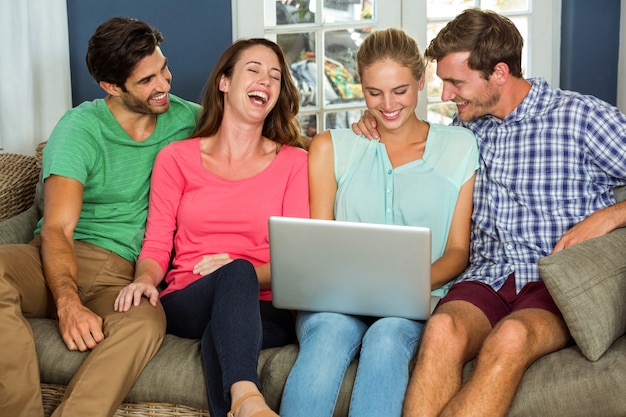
39, 227, 81, 310
606, 199, 626, 230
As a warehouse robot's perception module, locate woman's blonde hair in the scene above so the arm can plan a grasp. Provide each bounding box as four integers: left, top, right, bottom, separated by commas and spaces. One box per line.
356, 28, 427, 81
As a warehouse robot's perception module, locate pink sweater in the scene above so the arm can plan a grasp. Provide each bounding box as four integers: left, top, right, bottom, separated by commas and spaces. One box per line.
139, 138, 309, 300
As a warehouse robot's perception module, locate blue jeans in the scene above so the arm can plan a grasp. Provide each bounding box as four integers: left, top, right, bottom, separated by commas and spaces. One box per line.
280, 311, 424, 417
162, 259, 294, 417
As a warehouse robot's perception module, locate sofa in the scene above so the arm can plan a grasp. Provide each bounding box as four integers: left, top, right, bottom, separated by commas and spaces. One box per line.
1, 147, 625, 417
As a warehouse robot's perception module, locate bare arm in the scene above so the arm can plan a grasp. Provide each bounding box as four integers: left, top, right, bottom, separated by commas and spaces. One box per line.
553, 199, 626, 253
253, 263, 270, 290
308, 131, 337, 220
39, 175, 104, 351
249, 132, 338, 290
431, 173, 475, 289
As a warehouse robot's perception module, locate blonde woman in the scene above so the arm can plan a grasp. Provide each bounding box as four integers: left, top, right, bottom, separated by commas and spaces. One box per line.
280, 28, 478, 417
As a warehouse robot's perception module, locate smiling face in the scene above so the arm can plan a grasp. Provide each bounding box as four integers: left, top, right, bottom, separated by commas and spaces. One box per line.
361, 58, 423, 132
119, 46, 172, 115
436, 51, 500, 122
219, 44, 282, 122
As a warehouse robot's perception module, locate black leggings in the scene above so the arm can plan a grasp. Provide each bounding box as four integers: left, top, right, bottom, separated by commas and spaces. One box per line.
161, 259, 294, 417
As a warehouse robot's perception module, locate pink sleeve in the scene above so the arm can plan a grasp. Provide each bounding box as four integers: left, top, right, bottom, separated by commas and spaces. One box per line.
138, 145, 183, 273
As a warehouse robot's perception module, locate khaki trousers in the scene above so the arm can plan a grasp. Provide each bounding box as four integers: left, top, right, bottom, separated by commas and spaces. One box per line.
0, 238, 166, 417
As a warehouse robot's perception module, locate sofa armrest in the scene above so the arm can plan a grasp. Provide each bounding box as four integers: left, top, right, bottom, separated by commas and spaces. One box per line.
539, 227, 626, 361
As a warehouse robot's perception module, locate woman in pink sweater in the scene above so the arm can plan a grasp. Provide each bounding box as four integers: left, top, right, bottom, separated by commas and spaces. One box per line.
115, 38, 309, 417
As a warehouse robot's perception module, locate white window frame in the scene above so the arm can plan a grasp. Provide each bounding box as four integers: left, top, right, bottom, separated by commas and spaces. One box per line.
232, 0, 561, 120
619, 0, 626, 112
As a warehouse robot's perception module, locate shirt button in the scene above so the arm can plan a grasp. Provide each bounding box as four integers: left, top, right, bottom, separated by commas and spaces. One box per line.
387, 170, 392, 175
506, 244, 513, 250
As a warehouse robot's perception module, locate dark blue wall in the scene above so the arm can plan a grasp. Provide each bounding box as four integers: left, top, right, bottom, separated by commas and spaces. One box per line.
67, 1, 622, 107
67, 0, 232, 105
560, 0, 621, 105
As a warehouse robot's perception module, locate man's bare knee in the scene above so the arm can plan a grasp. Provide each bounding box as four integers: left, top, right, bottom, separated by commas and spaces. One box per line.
421, 313, 459, 349
483, 317, 531, 361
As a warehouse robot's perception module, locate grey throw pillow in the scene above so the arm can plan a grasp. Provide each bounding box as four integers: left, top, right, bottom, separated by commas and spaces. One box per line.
539, 227, 626, 361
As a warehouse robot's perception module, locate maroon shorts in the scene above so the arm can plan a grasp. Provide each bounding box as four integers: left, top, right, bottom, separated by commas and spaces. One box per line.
439, 274, 563, 328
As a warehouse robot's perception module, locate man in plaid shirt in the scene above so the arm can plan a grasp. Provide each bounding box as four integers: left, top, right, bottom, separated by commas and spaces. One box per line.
355, 8, 626, 417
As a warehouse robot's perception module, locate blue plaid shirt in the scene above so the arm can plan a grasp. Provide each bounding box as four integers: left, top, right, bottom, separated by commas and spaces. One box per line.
454, 78, 626, 292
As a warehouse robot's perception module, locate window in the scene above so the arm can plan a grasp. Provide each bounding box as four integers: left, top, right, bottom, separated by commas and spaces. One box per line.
232, 0, 561, 134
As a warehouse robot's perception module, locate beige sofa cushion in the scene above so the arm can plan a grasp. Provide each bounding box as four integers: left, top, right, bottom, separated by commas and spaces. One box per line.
31, 317, 209, 410
539, 227, 626, 361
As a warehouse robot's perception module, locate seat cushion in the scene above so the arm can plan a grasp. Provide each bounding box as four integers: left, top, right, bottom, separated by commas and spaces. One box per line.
30, 317, 286, 411
30, 318, 209, 410
28, 319, 626, 417
539, 227, 626, 361
462, 336, 626, 417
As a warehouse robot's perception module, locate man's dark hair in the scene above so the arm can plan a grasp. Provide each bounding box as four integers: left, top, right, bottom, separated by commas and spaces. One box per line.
425, 8, 524, 79
86, 17, 164, 90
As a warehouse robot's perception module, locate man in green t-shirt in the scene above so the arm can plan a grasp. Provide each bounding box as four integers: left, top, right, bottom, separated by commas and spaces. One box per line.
0, 17, 200, 417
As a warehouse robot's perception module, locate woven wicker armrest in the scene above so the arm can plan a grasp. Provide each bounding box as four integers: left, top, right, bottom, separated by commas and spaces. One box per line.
0, 151, 41, 222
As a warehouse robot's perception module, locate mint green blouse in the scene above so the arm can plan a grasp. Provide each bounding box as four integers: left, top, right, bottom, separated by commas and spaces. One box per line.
331, 124, 479, 296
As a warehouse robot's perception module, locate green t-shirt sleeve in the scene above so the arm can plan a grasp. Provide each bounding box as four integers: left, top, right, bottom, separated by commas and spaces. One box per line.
42, 105, 101, 184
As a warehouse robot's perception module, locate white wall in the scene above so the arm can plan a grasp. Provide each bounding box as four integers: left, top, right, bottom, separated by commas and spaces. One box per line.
619, 0, 626, 112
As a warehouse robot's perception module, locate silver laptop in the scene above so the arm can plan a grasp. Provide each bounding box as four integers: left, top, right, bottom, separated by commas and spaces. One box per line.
269, 216, 439, 320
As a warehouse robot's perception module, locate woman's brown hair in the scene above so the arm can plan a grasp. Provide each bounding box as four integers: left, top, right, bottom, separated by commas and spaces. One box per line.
193, 38, 305, 148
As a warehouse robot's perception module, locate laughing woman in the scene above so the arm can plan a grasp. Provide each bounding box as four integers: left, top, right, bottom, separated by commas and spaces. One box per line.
115, 38, 308, 417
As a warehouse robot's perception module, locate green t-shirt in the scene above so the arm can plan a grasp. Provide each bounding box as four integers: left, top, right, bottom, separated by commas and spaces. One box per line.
36, 94, 201, 262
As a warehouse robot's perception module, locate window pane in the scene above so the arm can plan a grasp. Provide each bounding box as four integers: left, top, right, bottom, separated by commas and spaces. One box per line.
426, 0, 475, 19
324, 29, 367, 105
274, 0, 315, 25
266, 1, 378, 133
480, 0, 529, 13
323, 0, 372, 23
325, 109, 364, 130
426, 59, 443, 103
299, 113, 318, 138
510, 16, 528, 75
279, 32, 317, 107
427, 103, 456, 125
425, 21, 447, 103
278, 32, 315, 65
